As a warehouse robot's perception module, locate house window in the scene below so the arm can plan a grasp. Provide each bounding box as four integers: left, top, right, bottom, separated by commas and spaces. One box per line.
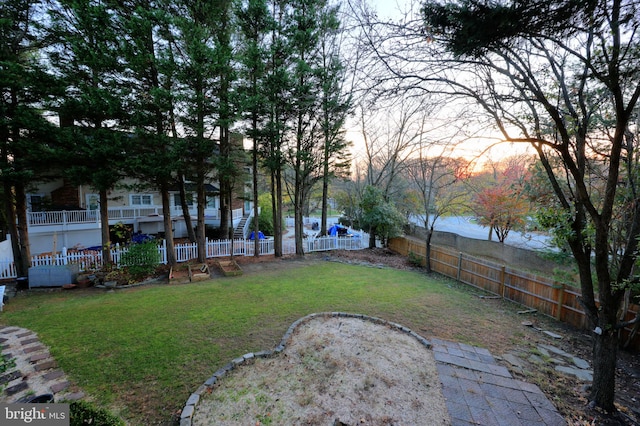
207, 196, 218, 209
86, 194, 99, 211
27, 194, 46, 212
173, 193, 194, 207
130, 194, 153, 206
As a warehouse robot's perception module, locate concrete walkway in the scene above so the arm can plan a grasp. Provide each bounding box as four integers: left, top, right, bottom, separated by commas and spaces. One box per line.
432, 338, 566, 426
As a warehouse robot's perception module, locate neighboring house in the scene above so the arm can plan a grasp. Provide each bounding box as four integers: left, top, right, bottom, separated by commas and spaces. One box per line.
24, 177, 250, 255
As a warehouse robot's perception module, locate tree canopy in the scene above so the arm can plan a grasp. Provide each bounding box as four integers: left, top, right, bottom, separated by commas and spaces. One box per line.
1, 0, 355, 268
419, 0, 640, 413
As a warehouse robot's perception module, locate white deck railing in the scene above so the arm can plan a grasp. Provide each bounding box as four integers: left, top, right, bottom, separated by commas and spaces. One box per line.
26, 206, 244, 227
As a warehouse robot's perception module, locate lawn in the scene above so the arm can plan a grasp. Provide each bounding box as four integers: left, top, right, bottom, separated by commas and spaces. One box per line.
0, 260, 540, 425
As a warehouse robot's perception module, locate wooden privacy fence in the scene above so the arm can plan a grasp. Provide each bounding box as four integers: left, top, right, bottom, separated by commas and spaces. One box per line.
389, 237, 640, 350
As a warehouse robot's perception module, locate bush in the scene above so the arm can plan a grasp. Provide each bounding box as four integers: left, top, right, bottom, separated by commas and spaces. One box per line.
408, 251, 424, 267
120, 241, 161, 281
70, 400, 124, 426
258, 193, 275, 235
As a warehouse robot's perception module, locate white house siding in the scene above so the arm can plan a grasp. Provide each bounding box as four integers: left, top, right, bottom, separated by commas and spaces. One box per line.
29, 229, 102, 254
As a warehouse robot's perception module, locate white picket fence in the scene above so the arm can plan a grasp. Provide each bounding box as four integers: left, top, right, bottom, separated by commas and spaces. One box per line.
0, 232, 369, 279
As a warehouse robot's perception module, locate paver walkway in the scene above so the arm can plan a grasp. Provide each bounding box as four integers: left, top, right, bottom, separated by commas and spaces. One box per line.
432, 338, 566, 426
0, 325, 84, 403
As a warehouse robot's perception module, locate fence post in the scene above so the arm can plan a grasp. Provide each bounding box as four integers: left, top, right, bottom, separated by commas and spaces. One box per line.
500, 265, 506, 298
62, 247, 68, 265
555, 281, 565, 321
456, 252, 463, 282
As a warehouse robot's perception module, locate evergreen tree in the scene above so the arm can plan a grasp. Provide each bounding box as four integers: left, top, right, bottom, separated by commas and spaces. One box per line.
49, 0, 126, 264
115, 0, 179, 266
172, 0, 225, 262
317, 3, 351, 236
263, 0, 292, 257
287, 0, 325, 255
211, 0, 239, 245
237, 0, 273, 255
1, 0, 60, 275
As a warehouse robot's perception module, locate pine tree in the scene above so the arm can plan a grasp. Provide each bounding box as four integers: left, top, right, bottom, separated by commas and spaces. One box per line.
115, 0, 179, 266
49, 0, 127, 264
317, 3, 351, 236
262, 0, 292, 257
286, 0, 347, 255
1, 0, 60, 275
237, 0, 273, 255
172, 0, 235, 262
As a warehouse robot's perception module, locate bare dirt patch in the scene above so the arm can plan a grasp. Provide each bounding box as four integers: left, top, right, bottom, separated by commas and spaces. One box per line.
192, 316, 450, 426
227, 248, 639, 426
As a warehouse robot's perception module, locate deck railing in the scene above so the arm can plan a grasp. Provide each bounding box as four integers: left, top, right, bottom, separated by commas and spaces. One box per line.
26, 206, 238, 227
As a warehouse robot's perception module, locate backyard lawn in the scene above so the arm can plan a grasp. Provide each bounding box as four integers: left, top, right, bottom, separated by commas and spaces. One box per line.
0, 257, 574, 425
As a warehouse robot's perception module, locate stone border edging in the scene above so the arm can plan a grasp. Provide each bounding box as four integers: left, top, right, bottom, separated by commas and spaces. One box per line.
178, 312, 432, 426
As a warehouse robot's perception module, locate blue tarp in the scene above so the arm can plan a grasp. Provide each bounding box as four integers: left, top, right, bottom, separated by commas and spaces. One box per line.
132, 233, 154, 244
249, 231, 266, 240
328, 224, 349, 236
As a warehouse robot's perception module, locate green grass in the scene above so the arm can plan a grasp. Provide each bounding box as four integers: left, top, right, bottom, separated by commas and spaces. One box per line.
0, 261, 529, 425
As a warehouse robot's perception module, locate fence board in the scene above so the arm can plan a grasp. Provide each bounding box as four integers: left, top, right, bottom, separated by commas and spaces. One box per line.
2, 233, 368, 280
389, 236, 640, 350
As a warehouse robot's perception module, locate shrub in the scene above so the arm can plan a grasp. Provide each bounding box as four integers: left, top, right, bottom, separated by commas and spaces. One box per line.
258, 193, 275, 235
120, 241, 161, 281
408, 251, 424, 267
70, 400, 124, 426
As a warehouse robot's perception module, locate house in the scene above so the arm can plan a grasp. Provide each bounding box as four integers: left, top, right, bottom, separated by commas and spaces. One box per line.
14, 128, 256, 255
24, 177, 251, 255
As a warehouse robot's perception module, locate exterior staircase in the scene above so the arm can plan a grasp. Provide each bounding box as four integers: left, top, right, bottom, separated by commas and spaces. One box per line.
233, 213, 251, 239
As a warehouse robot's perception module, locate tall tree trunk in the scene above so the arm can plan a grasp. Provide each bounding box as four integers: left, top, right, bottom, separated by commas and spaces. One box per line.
425, 226, 433, 273
227, 190, 234, 239
368, 227, 376, 249
196, 165, 206, 263
4, 181, 24, 277
273, 168, 283, 257
218, 146, 230, 239
14, 182, 30, 273
99, 189, 112, 264
227, 189, 235, 259
294, 197, 304, 256
252, 116, 260, 256
320, 164, 329, 236
270, 173, 278, 255
178, 174, 196, 242
590, 331, 618, 411
220, 188, 229, 239
294, 165, 305, 256
160, 182, 176, 267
